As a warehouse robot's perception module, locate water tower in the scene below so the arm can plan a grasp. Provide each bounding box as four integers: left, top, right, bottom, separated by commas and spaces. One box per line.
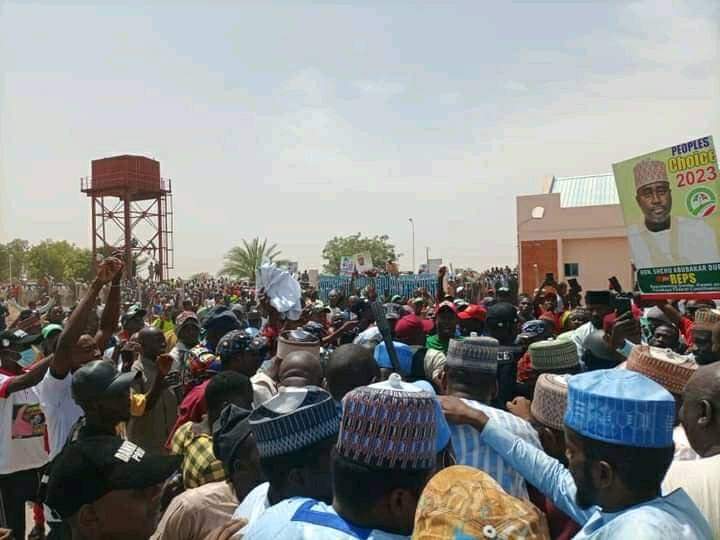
80, 155, 174, 279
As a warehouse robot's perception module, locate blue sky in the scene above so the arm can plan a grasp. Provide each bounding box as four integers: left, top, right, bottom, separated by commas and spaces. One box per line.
1, 0, 718, 276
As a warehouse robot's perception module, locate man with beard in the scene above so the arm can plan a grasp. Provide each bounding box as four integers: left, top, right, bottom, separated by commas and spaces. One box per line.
439, 369, 712, 538
690, 309, 720, 365
627, 159, 719, 269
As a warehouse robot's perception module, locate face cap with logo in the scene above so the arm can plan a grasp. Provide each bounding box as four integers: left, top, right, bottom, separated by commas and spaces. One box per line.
45, 436, 181, 519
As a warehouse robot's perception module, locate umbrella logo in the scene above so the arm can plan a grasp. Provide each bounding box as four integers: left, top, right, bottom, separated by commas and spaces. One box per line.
686, 187, 717, 217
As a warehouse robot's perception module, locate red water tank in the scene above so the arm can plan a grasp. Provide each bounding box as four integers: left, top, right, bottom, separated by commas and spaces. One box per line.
90, 155, 161, 193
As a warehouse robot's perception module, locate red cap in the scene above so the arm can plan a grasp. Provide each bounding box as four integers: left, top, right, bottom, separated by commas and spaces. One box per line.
457, 304, 487, 321
395, 314, 434, 342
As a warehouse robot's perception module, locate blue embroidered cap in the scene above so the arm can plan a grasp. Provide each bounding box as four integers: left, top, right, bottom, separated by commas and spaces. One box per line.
250, 386, 340, 458
373, 341, 413, 376
564, 369, 675, 448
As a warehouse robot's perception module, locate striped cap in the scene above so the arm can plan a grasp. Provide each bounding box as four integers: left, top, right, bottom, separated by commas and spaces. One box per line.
694, 308, 720, 330
626, 345, 697, 395
529, 339, 579, 372
446, 336, 500, 373
338, 374, 436, 470
531, 374, 570, 431
249, 386, 340, 458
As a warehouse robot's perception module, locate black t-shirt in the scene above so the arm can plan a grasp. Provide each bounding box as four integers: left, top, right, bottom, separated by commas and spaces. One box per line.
494, 345, 523, 411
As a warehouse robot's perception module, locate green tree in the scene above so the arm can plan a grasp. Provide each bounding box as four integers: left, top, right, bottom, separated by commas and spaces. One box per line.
322, 233, 398, 274
26, 240, 95, 282
0, 239, 30, 281
219, 238, 288, 283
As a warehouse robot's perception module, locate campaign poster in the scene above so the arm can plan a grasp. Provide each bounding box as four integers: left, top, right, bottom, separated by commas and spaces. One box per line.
612, 136, 720, 295
339, 256, 354, 276
353, 253, 374, 273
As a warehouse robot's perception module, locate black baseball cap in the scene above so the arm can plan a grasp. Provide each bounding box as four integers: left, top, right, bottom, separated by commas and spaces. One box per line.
0, 330, 42, 359
487, 302, 519, 326
71, 360, 139, 403
46, 436, 181, 519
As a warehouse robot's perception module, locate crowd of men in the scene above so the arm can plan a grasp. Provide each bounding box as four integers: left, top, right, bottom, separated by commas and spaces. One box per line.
0, 256, 718, 539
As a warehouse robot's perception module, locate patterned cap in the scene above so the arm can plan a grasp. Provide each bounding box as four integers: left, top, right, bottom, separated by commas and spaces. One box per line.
633, 159, 669, 191
694, 308, 720, 330
412, 380, 452, 453
446, 336, 500, 373
519, 320, 549, 339
249, 386, 340, 458
626, 345, 697, 395
414, 465, 550, 540
277, 331, 321, 360
564, 369, 675, 448
531, 374, 570, 431
529, 339, 579, 372
188, 345, 222, 377
216, 329, 269, 360
338, 374, 436, 470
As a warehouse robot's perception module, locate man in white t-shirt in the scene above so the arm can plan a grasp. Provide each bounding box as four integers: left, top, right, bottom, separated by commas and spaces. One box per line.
36, 257, 124, 459
0, 331, 52, 538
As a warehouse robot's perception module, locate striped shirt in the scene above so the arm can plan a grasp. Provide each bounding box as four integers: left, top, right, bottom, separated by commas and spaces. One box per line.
451, 398, 541, 499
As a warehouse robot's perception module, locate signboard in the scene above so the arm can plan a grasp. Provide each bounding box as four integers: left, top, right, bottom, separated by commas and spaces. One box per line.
353, 253, 373, 273
427, 258, 443, 274
613, 135, 720, 297
340, 256, 354, 276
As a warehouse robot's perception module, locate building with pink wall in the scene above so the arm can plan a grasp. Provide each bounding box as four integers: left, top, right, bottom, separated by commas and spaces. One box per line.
517, 174, 634, 294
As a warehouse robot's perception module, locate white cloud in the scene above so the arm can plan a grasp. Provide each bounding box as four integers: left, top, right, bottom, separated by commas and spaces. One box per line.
281, 68, 333, 106
504, 80, 528, 92
353, 79, 405, 98
438, 92, 461, 105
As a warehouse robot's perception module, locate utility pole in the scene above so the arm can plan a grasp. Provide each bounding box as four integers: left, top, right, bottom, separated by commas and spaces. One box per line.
408, 218, 416, 273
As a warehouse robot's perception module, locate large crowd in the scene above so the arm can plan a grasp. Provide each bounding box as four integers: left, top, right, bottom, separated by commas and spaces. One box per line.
0, 255, 718, 540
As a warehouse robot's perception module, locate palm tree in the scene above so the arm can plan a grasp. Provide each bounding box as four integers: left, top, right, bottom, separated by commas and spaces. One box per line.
219, 238, 289, 282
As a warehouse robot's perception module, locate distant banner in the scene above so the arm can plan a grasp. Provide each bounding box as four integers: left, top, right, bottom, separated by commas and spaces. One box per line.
613, 135, 720, 296
340, 256, 354, 276
353, 253, 374, 273
318, 274, 438, 302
